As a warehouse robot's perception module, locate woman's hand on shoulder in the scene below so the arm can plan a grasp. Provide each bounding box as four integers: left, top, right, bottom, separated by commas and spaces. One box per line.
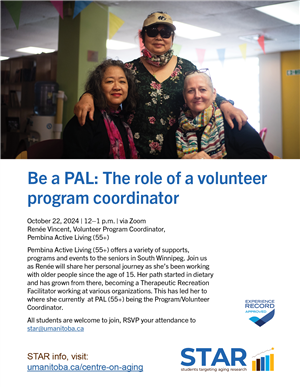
182, 151, 211, 159
220, 101, 248, 130
74, 93, 95, 126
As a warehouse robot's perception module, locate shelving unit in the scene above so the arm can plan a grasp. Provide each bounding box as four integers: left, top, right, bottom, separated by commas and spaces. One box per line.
1, 52, 57, 158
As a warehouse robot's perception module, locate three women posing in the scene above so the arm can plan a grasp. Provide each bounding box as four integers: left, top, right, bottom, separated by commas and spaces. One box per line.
72, 12, 248, 159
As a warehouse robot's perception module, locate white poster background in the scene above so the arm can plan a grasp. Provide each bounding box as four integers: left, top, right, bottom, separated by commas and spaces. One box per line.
0, 160, 299, 387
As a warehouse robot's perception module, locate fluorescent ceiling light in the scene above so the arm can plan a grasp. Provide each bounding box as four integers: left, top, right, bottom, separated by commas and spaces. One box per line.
0, 56, 9, 61
255, 1, 300, 25
16, 47, 56, 54
239, 34, 275, 43
173, 21, 221, 40
106, 40, 137, 50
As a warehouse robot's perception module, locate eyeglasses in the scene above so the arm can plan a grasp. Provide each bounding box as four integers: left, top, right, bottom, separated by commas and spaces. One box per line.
145, 27, 173, 39
184, 68, 211, 79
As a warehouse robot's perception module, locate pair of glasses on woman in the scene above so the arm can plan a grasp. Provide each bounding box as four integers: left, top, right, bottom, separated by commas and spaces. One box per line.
145, 26, 173, 39
184, 68, 211, 78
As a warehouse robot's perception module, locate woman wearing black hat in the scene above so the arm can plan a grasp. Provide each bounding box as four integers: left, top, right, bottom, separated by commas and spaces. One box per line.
74, 12, 247, 159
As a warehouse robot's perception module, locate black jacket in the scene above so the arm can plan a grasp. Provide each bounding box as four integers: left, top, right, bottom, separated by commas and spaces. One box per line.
162, 118, 270, 159
63, 109, 130, 159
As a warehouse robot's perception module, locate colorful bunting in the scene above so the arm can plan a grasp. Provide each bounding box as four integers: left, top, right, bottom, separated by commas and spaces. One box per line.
172, 43, 182, 56
109, 13, 125, 40
139, 30, 145, 53
258, 36, 265, 54
239, 43, 247, 60
3, 1, 22, 29
73, 1, 92, 19
217, 48, 226, 66
50, 1, 64, 19
195, 49, 206, 67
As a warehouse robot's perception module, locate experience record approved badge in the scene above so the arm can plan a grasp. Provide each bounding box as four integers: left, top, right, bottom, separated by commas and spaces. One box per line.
245, 299, 275, 327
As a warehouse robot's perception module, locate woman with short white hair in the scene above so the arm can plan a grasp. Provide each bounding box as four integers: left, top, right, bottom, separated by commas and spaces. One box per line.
162, 70, 270, 159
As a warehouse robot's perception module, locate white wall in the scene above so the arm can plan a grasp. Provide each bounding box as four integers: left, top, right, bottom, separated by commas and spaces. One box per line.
202, 57, 260, 131
259, 53, 282, 158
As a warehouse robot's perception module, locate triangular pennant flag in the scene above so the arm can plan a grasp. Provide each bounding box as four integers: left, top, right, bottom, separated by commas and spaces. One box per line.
258, 35, 265, 54
3, 1, 22, 29
73, 1, 92, 19
239, 43, 247, 60
195, 49, 206, 66
109, 13, 125, 39
50, 1, 64, 19
139, 30, 145, 53
217, 48, 226, 66
172, 43, 182, 56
